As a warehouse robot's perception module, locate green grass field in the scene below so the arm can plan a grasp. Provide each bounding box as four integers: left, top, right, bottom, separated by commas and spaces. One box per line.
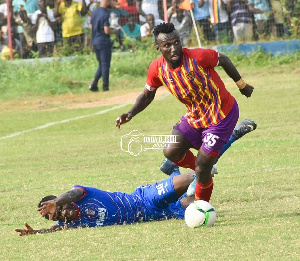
0, 55, 299, 260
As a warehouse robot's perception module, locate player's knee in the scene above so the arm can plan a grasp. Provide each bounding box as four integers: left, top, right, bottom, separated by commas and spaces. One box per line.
163, 147, 183, 162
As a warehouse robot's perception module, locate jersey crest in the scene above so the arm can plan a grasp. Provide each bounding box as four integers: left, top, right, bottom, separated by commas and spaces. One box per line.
186, 71, 195, 81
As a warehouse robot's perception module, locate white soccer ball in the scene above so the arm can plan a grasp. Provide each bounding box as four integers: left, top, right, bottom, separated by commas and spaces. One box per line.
185, 200, 217, 228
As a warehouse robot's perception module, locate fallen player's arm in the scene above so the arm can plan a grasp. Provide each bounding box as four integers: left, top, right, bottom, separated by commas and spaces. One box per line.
14, 222, 69, 236
39, 188, 84, 220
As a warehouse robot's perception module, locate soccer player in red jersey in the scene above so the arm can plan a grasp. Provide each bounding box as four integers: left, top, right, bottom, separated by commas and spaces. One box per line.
116, 23, 254, 202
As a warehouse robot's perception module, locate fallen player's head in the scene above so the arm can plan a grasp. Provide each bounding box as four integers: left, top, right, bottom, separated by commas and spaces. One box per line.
38, 195, 78, 222
38, 195, 57, 220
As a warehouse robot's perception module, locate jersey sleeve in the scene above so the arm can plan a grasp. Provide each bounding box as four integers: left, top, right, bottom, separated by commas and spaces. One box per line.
72, 185, 87, 201
190, 48, 219, 69
145, 59, 163, 90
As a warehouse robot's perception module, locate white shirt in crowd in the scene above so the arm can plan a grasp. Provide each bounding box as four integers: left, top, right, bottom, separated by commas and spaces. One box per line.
31, 9, 56, 43
139, 0, 160, 23
140, 18, 164, 37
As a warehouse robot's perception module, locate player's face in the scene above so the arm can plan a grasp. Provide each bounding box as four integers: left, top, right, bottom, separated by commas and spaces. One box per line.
156, 31, 182, 69
52, 204, 77, 222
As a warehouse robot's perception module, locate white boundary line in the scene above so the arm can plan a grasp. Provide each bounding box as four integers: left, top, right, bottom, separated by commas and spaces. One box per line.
0, 104, 128, 140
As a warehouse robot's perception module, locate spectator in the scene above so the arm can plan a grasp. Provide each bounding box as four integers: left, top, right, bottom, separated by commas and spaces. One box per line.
120, 0, 139, 23
167, 0, 178, 22
227, 0, 253, 43
0, 9, 7, 36
12, 0, 39, 17
47, 0, 62, 44
169, 4, 192, 46
54, 0, 88, 49
0, 29, 6, 52
0, 2, 7, 17
136, 0, 162, 23
205, 0, 233, 43
31, 0, 56, 57
12, 0, 39, 47
191, 0, 215, 42
140, 13, 163, 38
0, 31, 23, 59
285, 0, 300, 36
18, 6, 37, 57
120, 14, 141, 39
269, 0, 284, 38
75, 0, 97, 48
248, 0, 272, 40
89, 0, 119, 92
110, 0, 129, 27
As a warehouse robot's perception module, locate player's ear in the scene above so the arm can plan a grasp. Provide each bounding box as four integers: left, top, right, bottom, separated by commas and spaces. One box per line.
156, 45, 160, 52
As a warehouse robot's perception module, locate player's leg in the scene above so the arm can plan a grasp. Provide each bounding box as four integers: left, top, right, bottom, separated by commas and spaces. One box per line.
139, 172, 195, 221
194, 150, 216, 201
215, 118, 257, 164
101, 45, 112, 91
186, 118, 257, 196
161, 118, 257, 175
163, 128, 196, 170
194, 102, 239, 201
172, 170, 196, 197
89, 45, 102, 92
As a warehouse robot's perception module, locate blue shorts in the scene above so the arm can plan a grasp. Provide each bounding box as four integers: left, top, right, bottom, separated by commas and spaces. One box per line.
173, 101, 239, 157
132, 176, 185, 220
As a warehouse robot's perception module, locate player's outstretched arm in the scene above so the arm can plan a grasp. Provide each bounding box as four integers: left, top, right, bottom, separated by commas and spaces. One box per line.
218, 53, 254, 98
14, 222, 65, 236
39, 188, 84, 220
116, 88, 157, 130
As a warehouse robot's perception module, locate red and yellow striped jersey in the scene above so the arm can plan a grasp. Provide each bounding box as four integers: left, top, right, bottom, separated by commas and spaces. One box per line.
146, 48, 235, 129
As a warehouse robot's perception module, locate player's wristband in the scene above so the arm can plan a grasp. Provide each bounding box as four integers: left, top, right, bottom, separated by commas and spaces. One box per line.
235, 78, 246, 89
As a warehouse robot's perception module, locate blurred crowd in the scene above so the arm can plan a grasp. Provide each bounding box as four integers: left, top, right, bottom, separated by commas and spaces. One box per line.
0, 0, 299, 59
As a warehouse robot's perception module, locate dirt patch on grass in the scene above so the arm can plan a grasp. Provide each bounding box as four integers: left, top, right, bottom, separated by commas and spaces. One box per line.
0, 88, 170, 112
63, 88, 169, 109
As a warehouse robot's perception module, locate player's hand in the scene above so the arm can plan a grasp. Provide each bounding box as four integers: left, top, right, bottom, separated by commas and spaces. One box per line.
39, 200, 56, 220
115, 113, 132, 130
239, 84, 254, 98
15, 222, 34, 236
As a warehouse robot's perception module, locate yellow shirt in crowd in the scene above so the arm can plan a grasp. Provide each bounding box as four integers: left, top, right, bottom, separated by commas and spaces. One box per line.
59, 1, 83, 38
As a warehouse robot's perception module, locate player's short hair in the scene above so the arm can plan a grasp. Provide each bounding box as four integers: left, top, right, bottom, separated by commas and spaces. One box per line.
153, 23, 175, 37
38, 195, 57, 220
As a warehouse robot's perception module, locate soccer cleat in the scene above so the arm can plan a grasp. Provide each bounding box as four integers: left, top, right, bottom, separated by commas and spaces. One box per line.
186, 174, 196, 196
186, 165, 218, 196
211, 165, 218, 176
232, 119, 257, 140
160, 158, 179, 176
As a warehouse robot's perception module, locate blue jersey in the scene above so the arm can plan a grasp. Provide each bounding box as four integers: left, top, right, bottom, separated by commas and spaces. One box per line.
57, 177, 185, 228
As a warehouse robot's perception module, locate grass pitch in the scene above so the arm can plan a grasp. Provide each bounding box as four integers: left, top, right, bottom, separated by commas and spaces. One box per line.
0, 59, 299, 260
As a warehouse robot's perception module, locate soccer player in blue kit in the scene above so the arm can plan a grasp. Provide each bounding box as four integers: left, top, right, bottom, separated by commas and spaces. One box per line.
15, 171, 195, 235
15, 118, 257, 236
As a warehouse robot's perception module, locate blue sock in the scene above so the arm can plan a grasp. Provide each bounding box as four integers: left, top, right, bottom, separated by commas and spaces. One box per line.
215, 135, 236, 164
170, 168, 181, 178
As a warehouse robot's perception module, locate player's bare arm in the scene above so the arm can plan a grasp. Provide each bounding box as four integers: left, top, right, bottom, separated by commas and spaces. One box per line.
116, 88, 157, 130
14, 222, 66, 236
218, 53, 254, 98
39, 188, 84, 220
